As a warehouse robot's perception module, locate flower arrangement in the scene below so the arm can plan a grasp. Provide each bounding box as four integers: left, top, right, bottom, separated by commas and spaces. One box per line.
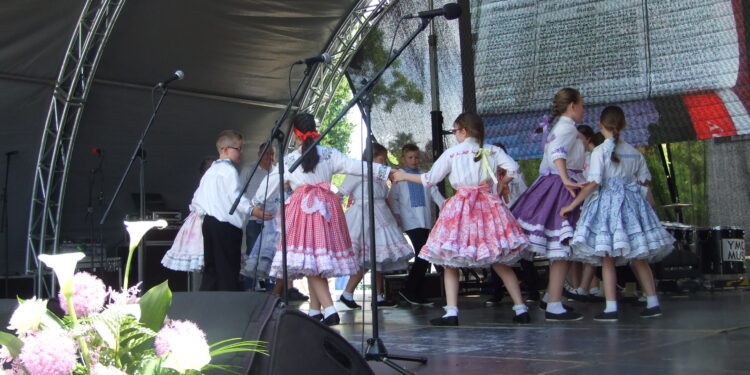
0, 220, 266, 375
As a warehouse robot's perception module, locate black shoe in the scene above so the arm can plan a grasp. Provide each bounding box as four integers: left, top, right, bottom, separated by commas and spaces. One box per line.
429, 316, 459, 326
539, 300, 575, 312
512, 312, 531, 324
566, 291, 591, 302
545, 311, 583, 321
593, 311, 619, 321
338, 295, 361, 309
587, 295, 605, 303
375, 300, 398, 308
399, 291, 434, 306
640, 306, 662, 318
288, 287, 309, 301
309, 313, 323, 321
321, 313, 340, 326
485, 295, 504, 307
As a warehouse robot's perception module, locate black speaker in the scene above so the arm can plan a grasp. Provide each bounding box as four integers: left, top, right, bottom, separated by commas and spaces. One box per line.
170, 292, 373, 375
120, 227, 190, 292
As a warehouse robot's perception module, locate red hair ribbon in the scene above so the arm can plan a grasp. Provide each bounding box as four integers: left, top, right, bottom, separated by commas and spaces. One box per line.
293, 128, 320, 141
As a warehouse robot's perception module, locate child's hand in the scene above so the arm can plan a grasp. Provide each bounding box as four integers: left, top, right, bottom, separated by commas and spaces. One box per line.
251, 206, 273, 221
562, 178, 583, 198
392, 169, 408, 182
559, 204, 574, 218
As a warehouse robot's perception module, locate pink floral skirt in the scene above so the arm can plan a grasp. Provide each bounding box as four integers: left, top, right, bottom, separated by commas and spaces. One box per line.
420, 185, 529, 267
270, 183, 358, 279
161, 210, 203, 271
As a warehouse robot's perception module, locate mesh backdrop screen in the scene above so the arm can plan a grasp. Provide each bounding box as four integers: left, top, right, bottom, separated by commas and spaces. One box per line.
473, 0, 749, 160
348, 0, 749, 161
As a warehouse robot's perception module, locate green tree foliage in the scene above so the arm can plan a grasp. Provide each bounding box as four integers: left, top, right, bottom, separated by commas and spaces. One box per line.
642, 141, 708, 226
348, 29, 424, 112
318, 82, 357, 155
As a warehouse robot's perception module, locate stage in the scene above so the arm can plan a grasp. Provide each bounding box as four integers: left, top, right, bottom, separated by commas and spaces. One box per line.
296, 290, 750, 374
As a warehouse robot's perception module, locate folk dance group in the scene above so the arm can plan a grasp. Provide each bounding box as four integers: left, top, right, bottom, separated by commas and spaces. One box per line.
163, 87, 675, 327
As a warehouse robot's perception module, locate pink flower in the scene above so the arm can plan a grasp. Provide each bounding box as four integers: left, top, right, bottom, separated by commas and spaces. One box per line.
18, 331, 77, 375
155, 320, 211, 373
58, 272, 107, 317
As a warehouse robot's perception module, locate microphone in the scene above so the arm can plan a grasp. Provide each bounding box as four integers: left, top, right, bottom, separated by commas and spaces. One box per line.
157, 70, 184, 87
404, 3, 462, 20
91, 147, 103, 155
294, 53, 332, 65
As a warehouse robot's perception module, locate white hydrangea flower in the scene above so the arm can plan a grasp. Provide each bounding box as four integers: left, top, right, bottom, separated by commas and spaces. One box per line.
7, 297, 49, 335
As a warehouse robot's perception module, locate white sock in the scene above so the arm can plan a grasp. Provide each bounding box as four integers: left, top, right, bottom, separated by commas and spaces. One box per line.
546, 301, 566, 314
341, 291, 354, 300
442, 305, 458, 318
308, 309, 321, 317
604, 300, 617, 313
646, 295, 659, 309
575, 288, 587, 295
512, 304, 528, 316
323, 305, 337, 318
377, 294, 385, 302
589, 287, 600, 295
542, 293, 550, 303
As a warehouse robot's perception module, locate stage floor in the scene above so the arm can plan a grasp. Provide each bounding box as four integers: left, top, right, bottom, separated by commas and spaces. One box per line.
298, 290, 750, 374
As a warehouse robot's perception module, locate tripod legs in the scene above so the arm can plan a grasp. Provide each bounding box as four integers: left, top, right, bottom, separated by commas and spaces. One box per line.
365, 337, 427, 375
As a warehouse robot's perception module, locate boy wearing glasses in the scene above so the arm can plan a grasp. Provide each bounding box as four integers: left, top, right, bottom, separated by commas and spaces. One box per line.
192, 130, 260, 291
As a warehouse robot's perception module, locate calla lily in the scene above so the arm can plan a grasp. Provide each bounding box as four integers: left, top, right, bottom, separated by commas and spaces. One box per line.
124, 220, 168, 251
38, 252, 85, 298
122, 220, 168, 289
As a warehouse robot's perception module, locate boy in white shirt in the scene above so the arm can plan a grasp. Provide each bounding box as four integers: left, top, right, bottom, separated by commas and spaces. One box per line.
192, 130, 265, 291
389, 144, 445, 305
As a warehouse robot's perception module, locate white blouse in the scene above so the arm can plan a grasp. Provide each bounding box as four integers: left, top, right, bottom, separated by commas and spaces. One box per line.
586, 138, 651, 185
538, 116, 586, 177
420, 137, 520, 189
251, 145, 391, 206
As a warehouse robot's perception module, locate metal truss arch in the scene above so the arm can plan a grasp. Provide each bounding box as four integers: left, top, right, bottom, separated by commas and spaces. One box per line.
298, 0, 397, 122
26, 0, 127, 293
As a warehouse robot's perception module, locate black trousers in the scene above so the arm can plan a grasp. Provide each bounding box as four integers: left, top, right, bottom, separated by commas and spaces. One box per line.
404, 228, 432, 297
201, 215, 243, 291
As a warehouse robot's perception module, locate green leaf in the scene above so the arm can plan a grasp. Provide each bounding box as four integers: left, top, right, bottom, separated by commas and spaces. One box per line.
140, 357, 163, 375
0, 331, 23, 358
139, 281, 172, 332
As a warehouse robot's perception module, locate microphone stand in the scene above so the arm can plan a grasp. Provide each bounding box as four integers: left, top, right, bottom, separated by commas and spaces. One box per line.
101, 85, 173, 286
229, 63, 317, 305
289, 17, 433, 375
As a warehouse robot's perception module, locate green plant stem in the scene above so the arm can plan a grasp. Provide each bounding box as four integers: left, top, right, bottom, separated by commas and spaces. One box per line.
123, 245, 136, 290
66, 294, 92, 368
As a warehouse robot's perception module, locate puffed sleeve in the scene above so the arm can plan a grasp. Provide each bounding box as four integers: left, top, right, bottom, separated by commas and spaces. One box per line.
546, 126, 578, 162
421, 152, 451, 187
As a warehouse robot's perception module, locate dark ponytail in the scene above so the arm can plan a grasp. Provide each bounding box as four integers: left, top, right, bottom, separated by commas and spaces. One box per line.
293, 113, 321, 173
599, 106, 627, 163
454, 113, 485, 162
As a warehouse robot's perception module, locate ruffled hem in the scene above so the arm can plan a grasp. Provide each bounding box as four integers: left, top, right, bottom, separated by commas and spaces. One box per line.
351, 240, 414, 270
517, 219, 576, 259
419, 186, 529, 267
269, 246, 359, 279
569, 184, 675, 265
161, 255, 203, 272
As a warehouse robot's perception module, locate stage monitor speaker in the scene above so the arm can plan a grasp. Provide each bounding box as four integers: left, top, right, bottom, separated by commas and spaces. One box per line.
170, 292, 373, 375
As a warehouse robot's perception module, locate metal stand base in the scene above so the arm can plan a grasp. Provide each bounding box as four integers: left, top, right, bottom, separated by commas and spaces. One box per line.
365, 337, 427, 375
